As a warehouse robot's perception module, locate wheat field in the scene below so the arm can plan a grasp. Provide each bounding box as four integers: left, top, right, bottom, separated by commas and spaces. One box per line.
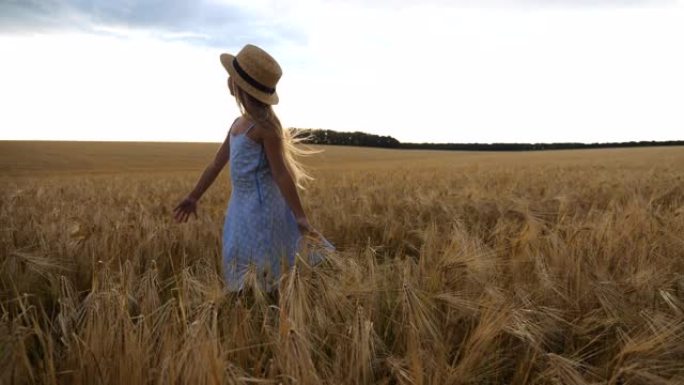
1, 140, 683, 385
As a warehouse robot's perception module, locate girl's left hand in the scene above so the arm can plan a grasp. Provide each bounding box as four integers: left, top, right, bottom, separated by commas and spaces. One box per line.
173, 196, 198, 223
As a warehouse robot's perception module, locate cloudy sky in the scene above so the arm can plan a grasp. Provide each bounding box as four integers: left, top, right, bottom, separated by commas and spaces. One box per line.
0, 0, 682, 143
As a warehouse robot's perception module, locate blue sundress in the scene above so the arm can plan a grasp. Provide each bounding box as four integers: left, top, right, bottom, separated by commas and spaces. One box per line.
221, 119, 332, 292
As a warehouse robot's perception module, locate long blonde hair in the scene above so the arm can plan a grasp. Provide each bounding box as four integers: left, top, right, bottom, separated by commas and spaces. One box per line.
232, 84, 319, 189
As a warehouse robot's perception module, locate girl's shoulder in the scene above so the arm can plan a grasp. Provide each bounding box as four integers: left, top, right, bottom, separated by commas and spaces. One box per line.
253, 122, 282, 143
230, 116, 243, 130
229, 116, 254, 136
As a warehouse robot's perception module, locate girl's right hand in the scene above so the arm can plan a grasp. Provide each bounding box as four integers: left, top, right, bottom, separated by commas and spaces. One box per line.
296, 216, 320, 238
173, 196, 198, 223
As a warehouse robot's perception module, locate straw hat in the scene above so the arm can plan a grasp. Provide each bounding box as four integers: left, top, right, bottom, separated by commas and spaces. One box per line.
220, 44, 282, 105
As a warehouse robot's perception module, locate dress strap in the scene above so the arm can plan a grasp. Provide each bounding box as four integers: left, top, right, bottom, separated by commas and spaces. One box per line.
244, 121, 257, 134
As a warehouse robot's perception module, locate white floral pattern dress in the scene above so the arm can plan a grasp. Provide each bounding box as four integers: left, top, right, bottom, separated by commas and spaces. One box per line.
222, 120, 303, 292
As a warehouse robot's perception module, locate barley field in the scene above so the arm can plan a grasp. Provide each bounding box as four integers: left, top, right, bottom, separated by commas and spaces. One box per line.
1, 140, 683, 385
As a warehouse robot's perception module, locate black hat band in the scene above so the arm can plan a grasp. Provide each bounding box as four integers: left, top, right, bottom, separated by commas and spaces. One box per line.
232, 58, 276, 95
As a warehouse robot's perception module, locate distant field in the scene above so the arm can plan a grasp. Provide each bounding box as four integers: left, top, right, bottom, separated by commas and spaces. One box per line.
1, 141, 683, 384
2, 140, 682, 175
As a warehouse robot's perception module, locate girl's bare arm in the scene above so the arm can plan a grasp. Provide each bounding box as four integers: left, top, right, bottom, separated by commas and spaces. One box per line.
188, 130, 231, 201
261, 127, 306, 219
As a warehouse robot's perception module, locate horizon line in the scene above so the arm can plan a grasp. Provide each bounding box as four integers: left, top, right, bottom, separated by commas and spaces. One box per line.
2, 138, 683, 145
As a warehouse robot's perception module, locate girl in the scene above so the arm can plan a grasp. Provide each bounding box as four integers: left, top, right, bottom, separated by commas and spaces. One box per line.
173, 44, 332, 293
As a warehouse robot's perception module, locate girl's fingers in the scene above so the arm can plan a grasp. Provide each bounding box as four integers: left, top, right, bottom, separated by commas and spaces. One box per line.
173, 203, 185, 215
177, 209, 187, 222
172, 202, 197, 222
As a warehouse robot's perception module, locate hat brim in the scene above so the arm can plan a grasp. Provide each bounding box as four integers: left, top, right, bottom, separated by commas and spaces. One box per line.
220, 53, 279, 105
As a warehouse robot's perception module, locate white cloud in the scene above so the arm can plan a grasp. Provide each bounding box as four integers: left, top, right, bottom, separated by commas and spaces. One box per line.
275, 2, 684, 142
1, 1, 683, 143
0, 32, 235, 142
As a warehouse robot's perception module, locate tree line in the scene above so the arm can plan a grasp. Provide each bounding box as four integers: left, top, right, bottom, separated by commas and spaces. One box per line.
294, 128, 683, 151
296, 129, 400, 148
